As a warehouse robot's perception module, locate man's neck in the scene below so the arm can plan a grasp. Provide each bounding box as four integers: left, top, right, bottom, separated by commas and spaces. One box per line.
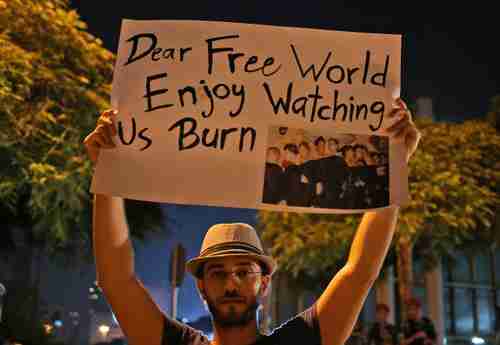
211, 320, 259, 345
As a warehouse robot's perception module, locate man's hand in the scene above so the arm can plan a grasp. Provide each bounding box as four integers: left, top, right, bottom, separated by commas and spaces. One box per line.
87, 109, 165, 345
387, 98, 421, 161
83, 109, 118, 164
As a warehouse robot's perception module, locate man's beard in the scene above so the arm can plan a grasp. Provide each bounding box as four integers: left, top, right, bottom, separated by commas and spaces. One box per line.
206, 294, 260, 328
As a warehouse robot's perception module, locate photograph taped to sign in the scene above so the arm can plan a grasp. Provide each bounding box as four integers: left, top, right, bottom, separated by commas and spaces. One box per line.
91, 19, 408, 213
262, 126, 390, 211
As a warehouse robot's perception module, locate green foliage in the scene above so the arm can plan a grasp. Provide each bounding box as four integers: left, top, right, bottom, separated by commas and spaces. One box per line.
258, 212, 359, 289
0, 0, 163, 258
259, 118, 500, 288
403, 118, 500, 254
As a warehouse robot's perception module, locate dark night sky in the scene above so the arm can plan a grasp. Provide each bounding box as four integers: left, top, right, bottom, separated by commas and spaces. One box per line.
60, 0, 499, 325
71, 1, 499, 119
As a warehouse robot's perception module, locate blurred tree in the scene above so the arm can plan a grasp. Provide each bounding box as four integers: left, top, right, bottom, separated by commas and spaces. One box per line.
258, 117, 500, 319
0, 0, 164, 341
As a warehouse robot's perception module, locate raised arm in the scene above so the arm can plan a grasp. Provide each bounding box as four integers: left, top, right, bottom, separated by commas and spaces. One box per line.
85, 110, 164, 345
316, 99, 421, 345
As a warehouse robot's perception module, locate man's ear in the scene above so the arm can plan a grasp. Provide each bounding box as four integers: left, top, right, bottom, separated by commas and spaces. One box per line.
196, 279, 207, 300
259, 274, 271, 297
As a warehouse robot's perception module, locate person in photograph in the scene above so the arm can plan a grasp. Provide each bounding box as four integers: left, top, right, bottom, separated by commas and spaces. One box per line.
370, 151, 389, 207
341, 145, 357, 167
327, 138, 341, 157
314, 136, 327, 159
367, 304, 399, 345
282, 143, 310, 207
340, 145, 365, 209
298, 141, 316, 206
354, 144, 376, 167
298, 141, 312, 164
313, 145, 349, 209
262, 147, 284, 204
371, 152, 381, 166
401, 298, 437, 345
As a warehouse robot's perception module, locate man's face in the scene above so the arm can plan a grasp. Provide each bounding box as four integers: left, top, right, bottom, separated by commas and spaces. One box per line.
299, 145, 310, 159
197, 257, 270, 328
407, 304, 420, 321
316, 141, 325, 155
355, 148, 364, 160
286, 150, 298, 164
267, 149, 280, 163
345, 149, 355, 163
328, 140, 338, 154
376, 309, 388, 323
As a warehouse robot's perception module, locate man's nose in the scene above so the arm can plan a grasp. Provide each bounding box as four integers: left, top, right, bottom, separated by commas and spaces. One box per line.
223, 273, 240, 289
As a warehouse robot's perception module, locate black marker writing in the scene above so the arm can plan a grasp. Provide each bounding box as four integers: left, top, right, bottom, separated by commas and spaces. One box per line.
291, 44, 389, 87
206, 34, 281, 76
118, 117, 152, 151
168, 117, 256, 152
263, 81, 385, 131
124, 32, 192, 66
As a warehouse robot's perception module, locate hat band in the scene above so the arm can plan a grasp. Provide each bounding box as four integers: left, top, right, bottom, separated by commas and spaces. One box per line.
199, 242, 264, 257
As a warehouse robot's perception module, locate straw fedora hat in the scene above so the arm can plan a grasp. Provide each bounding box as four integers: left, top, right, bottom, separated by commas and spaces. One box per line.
186, 223, 277, 278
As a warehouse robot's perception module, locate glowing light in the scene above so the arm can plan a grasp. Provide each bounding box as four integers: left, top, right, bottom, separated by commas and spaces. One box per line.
53, 320, 63, 328
99, 324, 110, 337
43, 323, 53, 334
471, 337, 485, 345
182, 317, 188, 323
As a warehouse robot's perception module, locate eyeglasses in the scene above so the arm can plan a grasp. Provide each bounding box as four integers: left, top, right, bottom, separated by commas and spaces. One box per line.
206, 268, 262, 285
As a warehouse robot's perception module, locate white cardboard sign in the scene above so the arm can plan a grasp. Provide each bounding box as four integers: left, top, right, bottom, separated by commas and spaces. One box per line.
91, 19, 408, 213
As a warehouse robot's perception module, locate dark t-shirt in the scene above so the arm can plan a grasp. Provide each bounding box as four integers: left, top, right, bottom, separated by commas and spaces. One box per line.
367, 322, 398, 345
161, 305, 321, 345
402, 317, 437, 345
263, 162, 284, 204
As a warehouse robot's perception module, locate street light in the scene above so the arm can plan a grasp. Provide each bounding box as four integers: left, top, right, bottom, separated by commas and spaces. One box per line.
471, 337, 485, 345
99, 324, 110, 340
43, 323, 54, 334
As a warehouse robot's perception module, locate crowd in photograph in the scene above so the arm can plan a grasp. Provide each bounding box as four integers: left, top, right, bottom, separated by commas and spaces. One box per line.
262, 134, 389, 209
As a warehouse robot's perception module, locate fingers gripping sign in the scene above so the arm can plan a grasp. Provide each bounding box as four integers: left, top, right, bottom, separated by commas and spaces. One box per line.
387, 98, 421, 162
84, 109, 118, 164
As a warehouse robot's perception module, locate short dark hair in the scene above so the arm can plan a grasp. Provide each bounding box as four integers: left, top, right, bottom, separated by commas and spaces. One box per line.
406, 297, 422, 308
341, 145, 353, 157
353, 144, 367, 151
327, 138, 339, 145
299, 141, 310, 151
267, 146, 280, 155
314, 136, 325, 146
283, 143, 299, 155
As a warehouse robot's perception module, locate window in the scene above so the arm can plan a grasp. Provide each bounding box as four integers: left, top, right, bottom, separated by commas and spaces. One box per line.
452, 253, 472, 282
444, 287, 453, 334
442, 249, 500, 338
453, 288, 474, 334
476, 288, 494, 334
475, 254, 491, 284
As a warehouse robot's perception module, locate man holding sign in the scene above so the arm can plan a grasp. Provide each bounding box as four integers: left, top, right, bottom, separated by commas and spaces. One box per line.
84, 97, 419, 345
